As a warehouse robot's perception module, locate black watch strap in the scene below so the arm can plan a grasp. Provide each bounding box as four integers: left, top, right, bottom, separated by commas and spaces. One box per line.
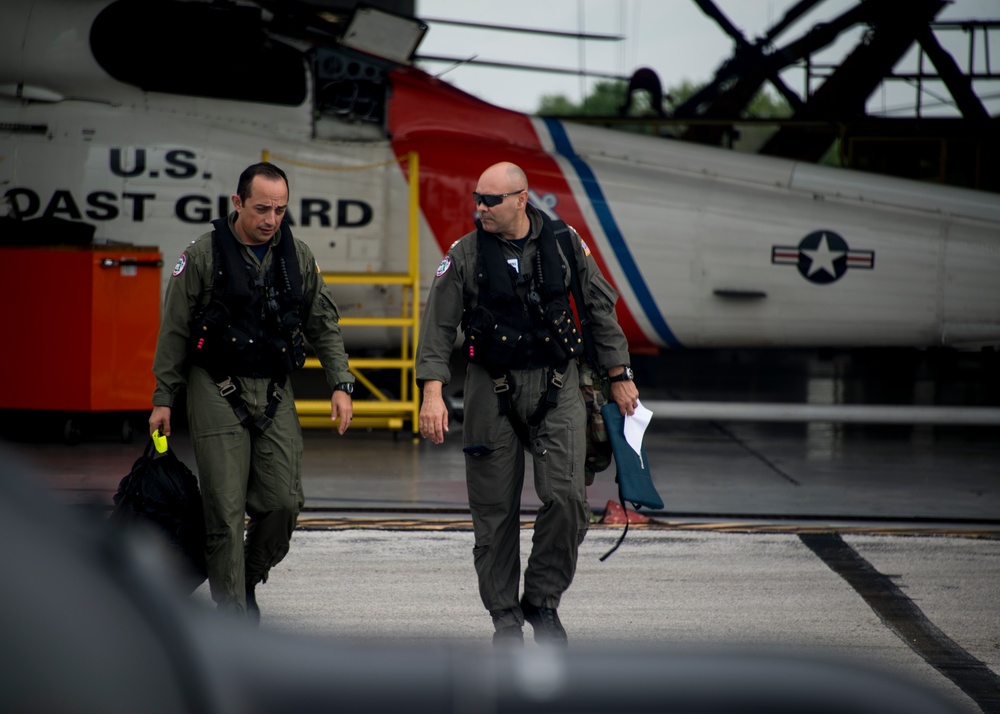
334, 382, 354, 395
608, 366, 633, 383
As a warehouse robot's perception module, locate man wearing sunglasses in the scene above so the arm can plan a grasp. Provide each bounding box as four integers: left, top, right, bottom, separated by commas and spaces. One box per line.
416, 162, 637, 646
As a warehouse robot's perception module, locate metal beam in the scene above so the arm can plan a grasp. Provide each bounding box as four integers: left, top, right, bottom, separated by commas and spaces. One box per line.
675, 0, 870, 119
420, 17, 622, 41
763, 0, 825, 44
763, 0, 948, 161
414, 54, 625, 80
916, 26, 991, 120
680, 0, 804, 117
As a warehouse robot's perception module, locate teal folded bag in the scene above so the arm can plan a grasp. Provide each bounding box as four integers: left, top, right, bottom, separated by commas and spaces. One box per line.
600, 403, 663, 511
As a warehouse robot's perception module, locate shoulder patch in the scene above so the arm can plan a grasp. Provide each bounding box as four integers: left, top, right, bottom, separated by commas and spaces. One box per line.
315, 260, 322, 274
579, 238, 592, 257
172, 253, 188, 276
435, 256, 452, 277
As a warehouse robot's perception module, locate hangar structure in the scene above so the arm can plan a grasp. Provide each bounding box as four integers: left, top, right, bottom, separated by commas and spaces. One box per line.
357, 0, 998, 194
668, 0, 999, 194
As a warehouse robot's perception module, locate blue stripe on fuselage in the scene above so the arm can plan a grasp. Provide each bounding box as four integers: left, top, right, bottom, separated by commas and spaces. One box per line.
542, 117, 681, 348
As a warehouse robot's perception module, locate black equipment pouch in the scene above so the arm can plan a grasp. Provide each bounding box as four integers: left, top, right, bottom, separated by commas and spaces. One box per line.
269, 336, 296, 374
190, 301, 259, 364
489, 322, 521, 368
579, 358, 612, 485
221, 324, 254, 353
543, 299, 584, 360
269, 312, 306, 374
463, 304, 497, 364
190, 300, 229, 362
537, 327, 568, 364
282, 312, 307, 371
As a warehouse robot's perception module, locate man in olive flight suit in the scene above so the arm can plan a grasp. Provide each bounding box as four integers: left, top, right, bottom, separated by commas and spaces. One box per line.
149, 162, 355, 621
417, 162, 639, 646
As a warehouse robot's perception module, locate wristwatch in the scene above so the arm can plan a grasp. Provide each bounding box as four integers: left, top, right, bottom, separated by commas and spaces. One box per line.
333, 382, 354, 395
608, 366, 634, 383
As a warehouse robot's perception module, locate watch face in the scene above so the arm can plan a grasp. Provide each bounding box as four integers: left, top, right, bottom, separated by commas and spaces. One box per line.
336, 382, 354, 394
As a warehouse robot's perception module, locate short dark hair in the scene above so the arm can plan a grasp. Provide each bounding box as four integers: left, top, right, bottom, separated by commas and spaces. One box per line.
237, 162, 289, 201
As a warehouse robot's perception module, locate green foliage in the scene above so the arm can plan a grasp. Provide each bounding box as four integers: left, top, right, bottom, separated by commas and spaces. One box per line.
667, 79, 701, 108
536, 94, 580, 115
537, 79, 791, 119
535, 78, 795, 146
538, 80, 630, 116
744, 87, 793, 119
818, 138, 843, 167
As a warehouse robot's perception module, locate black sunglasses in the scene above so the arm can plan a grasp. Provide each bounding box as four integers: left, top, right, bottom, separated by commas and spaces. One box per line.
472, 189, 524, 207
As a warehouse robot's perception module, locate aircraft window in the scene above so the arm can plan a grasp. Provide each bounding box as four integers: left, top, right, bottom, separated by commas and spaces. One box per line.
90, 0, 306, 106
313, 47, 389, 126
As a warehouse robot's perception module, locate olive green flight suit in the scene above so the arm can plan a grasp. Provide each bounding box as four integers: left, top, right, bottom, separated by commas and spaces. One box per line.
416, 206, 631, 630
152, 213, 353, 612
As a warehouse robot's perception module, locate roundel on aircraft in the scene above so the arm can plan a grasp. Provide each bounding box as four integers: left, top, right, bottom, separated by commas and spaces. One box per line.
797, 230, 849, 285
772, 230, 875, 286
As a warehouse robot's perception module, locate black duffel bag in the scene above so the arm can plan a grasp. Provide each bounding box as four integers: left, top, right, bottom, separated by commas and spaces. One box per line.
110, 438, 207, 592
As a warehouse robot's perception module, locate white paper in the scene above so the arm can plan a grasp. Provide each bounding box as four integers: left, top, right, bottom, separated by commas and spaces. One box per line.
624, 400, 653, 468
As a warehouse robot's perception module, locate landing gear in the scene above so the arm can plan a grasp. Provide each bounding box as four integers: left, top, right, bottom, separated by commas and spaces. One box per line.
63, 418, 82, 446
121, 417, 135, 444
61, 414, 137, 445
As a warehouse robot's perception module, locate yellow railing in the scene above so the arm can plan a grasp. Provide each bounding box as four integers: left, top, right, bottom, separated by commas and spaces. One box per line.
263, 150, 421, 437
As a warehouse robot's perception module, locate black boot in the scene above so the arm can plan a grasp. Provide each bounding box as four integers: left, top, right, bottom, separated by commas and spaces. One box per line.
521, 596, 567, 646
245, 579, 260, 626
492, 625, 524, 647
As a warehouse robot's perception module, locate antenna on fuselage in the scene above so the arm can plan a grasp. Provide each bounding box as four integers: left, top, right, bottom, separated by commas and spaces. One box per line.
434, 54, 479, 79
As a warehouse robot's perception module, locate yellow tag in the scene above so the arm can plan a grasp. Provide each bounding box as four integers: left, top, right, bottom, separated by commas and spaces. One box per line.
152, 429, 168, 454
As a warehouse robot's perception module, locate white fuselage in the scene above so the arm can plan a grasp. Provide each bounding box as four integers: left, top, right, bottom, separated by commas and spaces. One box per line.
2, 0, 998, 352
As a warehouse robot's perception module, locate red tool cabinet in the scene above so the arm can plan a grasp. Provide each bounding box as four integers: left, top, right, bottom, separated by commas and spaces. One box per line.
0, 245, 162, 412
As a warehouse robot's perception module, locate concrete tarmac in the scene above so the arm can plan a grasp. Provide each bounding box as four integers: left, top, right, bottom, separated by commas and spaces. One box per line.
4, 348, 999, 713
213, 528, 999, 714
9, 417, 999, 713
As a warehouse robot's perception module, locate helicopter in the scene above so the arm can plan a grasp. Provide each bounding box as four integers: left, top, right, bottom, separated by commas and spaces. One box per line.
1, 0, 998, 355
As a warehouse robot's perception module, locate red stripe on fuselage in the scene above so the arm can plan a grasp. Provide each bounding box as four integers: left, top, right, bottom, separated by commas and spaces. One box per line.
386, 66, 648, 351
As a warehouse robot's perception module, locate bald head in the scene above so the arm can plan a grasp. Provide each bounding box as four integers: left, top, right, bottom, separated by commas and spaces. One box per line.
479, 162, 527, 192
475, 162, 530, 240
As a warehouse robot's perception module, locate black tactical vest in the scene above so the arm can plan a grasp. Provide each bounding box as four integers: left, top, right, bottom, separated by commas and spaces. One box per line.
189, 217, 306, 378
463, 213, 583, 370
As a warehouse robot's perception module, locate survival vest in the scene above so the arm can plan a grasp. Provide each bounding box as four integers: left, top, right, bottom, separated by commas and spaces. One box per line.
188, 217, 306, 433
462, 212, 586, 443
462, 213, 584, 370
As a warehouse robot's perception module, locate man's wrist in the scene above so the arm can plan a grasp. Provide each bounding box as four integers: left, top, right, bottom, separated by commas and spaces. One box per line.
607, 365, 634, 383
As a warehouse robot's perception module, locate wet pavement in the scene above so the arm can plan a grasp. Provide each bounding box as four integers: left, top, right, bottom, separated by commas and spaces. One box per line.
4, 348, 999, 525
13, 418, 1000, 534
